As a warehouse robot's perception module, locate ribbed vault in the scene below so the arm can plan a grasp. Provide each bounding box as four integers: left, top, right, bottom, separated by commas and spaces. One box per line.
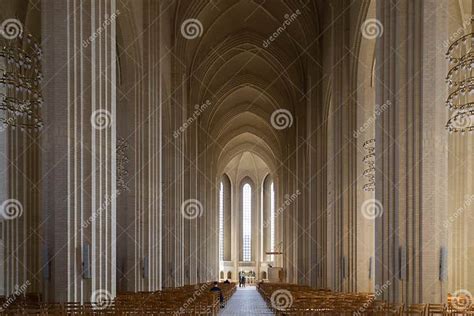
174, 0, 317, 180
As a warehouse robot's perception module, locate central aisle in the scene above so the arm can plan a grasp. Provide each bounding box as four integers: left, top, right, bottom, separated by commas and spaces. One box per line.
220, 286, 274, 315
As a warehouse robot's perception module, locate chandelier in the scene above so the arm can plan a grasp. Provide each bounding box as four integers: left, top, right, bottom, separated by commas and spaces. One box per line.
363, 139, 375, 192
116, 137, 130, 192
0, 20, 43, 131
445, 31, 474, 134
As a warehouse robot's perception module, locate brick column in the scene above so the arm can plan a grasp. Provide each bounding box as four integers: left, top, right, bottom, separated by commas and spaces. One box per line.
375, 0, 448, 304
42, 0, 117, 303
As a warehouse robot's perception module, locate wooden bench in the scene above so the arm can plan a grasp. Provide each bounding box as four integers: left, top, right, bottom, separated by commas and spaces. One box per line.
0, 283, 236, 315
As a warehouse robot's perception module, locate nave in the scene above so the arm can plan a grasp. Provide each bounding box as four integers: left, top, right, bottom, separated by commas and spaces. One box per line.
0, 0, 473, 315
220, 286, 273, 316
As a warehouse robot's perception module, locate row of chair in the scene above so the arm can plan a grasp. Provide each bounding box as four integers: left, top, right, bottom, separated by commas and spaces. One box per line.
257, 282, 473, 315
219, 282, 237, 305
0, 282, 236, 315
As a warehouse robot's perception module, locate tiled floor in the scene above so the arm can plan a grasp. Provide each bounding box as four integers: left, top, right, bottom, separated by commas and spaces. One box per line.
220, 286, 274, 315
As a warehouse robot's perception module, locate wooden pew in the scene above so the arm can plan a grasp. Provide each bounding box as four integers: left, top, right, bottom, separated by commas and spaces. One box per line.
0, 282, 236, 315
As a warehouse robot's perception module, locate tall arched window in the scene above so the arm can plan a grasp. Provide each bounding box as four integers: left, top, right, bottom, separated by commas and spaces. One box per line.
219, 174, 231, 262
242, 183, 252, 261
270, 181, 275, 261
219, 181, 224, 261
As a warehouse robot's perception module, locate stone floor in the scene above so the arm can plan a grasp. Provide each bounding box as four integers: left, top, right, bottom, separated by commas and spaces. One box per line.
220, 286, 274, 315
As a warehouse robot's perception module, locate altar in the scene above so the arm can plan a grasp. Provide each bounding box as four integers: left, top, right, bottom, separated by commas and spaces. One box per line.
245, 276, 256, 284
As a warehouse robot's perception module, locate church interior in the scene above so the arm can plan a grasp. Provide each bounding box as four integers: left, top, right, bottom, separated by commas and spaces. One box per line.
0, 0, 473, 314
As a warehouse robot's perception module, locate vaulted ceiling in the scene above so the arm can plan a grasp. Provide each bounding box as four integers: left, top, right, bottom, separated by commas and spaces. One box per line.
174, 0, 320, 177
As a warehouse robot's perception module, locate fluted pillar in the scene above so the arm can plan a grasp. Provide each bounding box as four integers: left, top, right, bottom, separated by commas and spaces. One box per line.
375, 0, 448, 304
42, 0, 117, 302
126, 0, 165, 292
323, 0, 360, 292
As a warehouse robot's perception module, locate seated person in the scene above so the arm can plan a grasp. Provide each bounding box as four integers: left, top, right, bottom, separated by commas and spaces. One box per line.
224, 279, 230, 284
210, 281, 224, 306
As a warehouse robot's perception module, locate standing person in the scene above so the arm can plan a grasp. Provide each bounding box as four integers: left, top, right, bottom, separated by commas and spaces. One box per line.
242, 275, 246, 288
238, 272, 242, 287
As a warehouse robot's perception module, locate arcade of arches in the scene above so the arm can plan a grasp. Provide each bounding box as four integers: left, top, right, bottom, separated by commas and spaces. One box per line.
0, 0, 473, 312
